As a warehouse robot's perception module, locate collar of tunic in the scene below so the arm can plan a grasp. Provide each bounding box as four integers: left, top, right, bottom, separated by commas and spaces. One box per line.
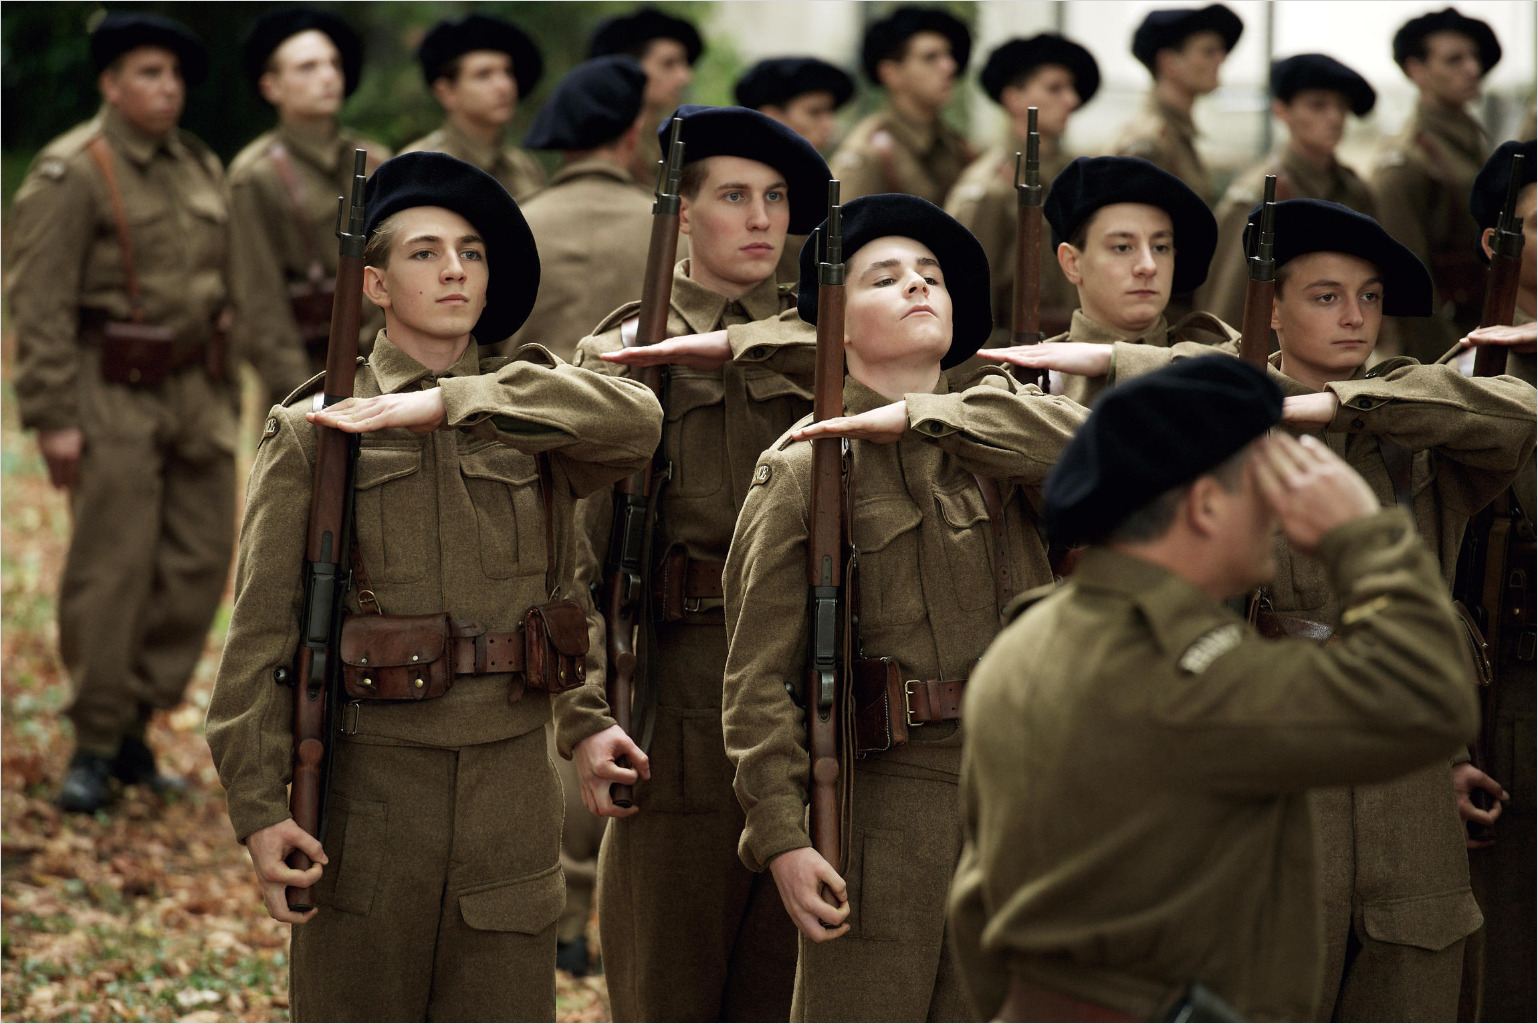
1147, 93, 1198, 143
101, 104, 185, 166
439, 120, 511, 176
880, 103, 946, 156
1266, 349, 1370, 397
1277, 146, 1354, 198
278, 118, 345, 174
548, 156, 640, 189
669, 259, 786, 334
1070, 546, 1222, 653
842, 367, 949, 415
369, 329, 484, 394
1068, 309, 1172, 346
1413, 101, 1487, 163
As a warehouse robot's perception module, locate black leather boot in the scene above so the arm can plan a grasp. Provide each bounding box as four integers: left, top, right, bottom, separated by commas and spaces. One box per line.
556, 935, 590, 977
111, 735, 187, 795
57, 751, 114, 813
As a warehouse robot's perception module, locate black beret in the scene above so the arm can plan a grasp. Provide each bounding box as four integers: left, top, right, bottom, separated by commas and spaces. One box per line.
1469, 139, 1536, 262
796, 193, 991, 370
1393, 8, 1501, 75
525, 57, 647, 151
90, 12, 208, 86
588, 7, 703, 65
417, 15, 543, 99
243, 8, 363, 99
1131, 4, 1244, 74
1247, 199, 1432, 317
980, 34, 1101, 106
1044, 358, 1281, 546
861, 7, 972, 84
1270, 53, 1375, 116
735, 58, 855, 112
665, 104, 832, 235
364, 152, 539, 345
1044, 157, 1218, 294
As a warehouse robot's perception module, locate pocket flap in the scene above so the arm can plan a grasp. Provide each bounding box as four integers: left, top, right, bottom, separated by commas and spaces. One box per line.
935, 484, 989, 529
355, 446, 422, 489
665, 373, 726, 421
339, 613, 450, 668
744, 371, 813, 403
528, 600, 591, 657
458, 864, 565, 934
1362, 889, 1483, 951
852, 495, 923, 553
458, 444, 540, 484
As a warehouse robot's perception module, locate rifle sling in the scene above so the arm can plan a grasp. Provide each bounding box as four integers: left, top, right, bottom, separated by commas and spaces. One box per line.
267, 141, 329, 282
973, 474, 1015, 615
1377, 437, 1415, 513
85, 136, 143, 321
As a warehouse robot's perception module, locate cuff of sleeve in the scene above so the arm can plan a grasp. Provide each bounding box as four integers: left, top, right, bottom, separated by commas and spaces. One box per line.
17, 393, 81, 433
1324, 380, 1390, 432
907, 391, 962, 439
229, 792, 295, 846
739, 798, 812, 873
437, 375, 496, 430
1451, 748, 1472, 766
1317, 508, 1417, 586
1108, 341, 1172, 384
553, 701, 617, 760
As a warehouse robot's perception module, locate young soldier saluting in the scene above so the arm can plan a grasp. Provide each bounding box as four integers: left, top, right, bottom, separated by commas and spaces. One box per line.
401, 14, 547, 202
722, 195, 1087, 1022
568, 105, 830, 1022
1249, 199, 1535, 1022
946, 33, 1100, 343
205, 152, 662, 1021
949, 358, 1482, 1021
229, 8, 391, 409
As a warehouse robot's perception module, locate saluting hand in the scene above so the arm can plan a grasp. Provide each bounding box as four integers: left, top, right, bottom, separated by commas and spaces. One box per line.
1451, 762, 1508, 849
1252, 433, 1379, 555
975, 341, 1112, 377
245, 817, 327, 925
572, 724, 651, 819
1458, 322, 1537, 354
306, 390, 447, 434
1280, 393, 1339, 427
600, 329, 732, 371
789, 401, 908, 444
768, 847, 851, 942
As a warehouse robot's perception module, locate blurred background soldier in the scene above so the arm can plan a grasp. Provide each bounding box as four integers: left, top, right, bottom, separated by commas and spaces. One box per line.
228, 7, 390, 409
587, 6, 703, 187
1201, 54, 1378, 328
508, 56, 653, 364
831, 6, 974, 204
9, 13, 235, 814
947, 34, 1100, 344
1373, 7, 1503, 363
402, 14, 547, 202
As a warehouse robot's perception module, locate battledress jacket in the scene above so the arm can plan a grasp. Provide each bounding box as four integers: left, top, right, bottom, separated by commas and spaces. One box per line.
1114, 93, 1214, 205
400, 121, 547, 202
1042, 309, 1239, 406
949, 511, 1481, 1021
830, 105, 975, 205
205, 332, 662, 842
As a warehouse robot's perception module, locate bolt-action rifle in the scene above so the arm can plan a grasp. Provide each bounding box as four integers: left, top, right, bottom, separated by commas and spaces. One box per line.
283, 149, 368, 912
1011, 108, 1047, 391
603, 117, 686, 808
1239, 175, 1278, 367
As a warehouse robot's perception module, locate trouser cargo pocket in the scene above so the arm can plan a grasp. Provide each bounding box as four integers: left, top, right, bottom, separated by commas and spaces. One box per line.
457, 863, 565, 934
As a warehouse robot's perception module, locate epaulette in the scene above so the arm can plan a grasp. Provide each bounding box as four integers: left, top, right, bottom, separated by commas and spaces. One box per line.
500, 342, 558, 368
1365, 355, 1418, 378
1002, 582, 1058, 624
774, 413, 816, 451
1170, 310, 1240, 344
29, 122, 101, 181
279, 358, 365, 408
590, 299, 645, 336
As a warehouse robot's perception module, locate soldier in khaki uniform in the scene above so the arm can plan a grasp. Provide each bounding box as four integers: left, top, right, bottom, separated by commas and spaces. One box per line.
9, 14, 233, 814
1373, 8, 1502, 363
946, 34, 1100, 344
1200, 54, 1378, 328
722, 195, 1088, 1022
508, 56, 653, 364
587, 7, 703, 187
1115, 4, 1243, 208
205, 152, 664, 1021
228, 8, 392, 409
564, 104, 829, 1022
1247, 202, 1535, 1021
949, 357, 1482, 1021
830, 7, 975, 205
400, 15, 547, 203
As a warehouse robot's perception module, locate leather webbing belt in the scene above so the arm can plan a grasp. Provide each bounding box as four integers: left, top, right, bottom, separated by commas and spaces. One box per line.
901, 676, 965, 724
654, 548, 725, 619
449, 623, 526, 674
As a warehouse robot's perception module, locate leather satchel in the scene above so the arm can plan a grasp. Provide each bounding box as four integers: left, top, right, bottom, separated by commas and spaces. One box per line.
852, 656, 904, 755
289, 275, 337, 354
98, 320, 180, 387
523, 599, 588, 695
339, 613, 454, 701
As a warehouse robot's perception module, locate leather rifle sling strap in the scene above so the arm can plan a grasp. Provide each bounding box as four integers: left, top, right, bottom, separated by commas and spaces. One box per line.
973, 474, 1015, 614
268, 142, 328, 283
85, 136, 143, 322
1377, 437, 1415, 512
537, 454, 558, 596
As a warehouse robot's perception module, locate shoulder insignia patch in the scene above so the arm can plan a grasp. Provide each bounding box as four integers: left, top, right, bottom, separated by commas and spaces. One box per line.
36, 157, 68, 181
262, 415, 280, 440
752, 463, 772, 486
1178, 623, 1244, 675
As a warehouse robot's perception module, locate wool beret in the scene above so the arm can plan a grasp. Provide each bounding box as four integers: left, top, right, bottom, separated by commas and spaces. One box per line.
364, 152, 539, 345
1045, 156, 1219, 294
1246, 199, 1432, 317
1393, 8, 1501, 75
861, 7, 972, 84
525, 57, 646, 151
734, 57, 855, 112
417, 15, 543, 99
797, 193, 991, 369
1270, 53, 1375, 116
243, 7, 363, 98
665, 104, 832, 235
1044, 357, 1281, 546
1470, 139, 1535, 263
979, 34, 1100, 106
588, 7, 703, 65
90, 12, 208, 85
1131, 4, 1244, 74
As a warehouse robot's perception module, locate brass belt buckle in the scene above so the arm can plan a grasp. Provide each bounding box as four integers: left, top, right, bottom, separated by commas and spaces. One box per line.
339, 701, 362, 736
903, 679, 925, 728
684, 597, 703, 614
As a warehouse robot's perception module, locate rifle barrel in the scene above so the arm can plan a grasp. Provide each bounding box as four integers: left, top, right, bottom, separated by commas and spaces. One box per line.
1238, 175, 1278, 367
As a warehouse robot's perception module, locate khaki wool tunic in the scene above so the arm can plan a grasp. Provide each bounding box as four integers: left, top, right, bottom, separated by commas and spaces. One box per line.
227, 122, 391, 405
205, 333, 662, 1021
399, 120, 547, 201
722, 371, 1087, 1022
505, 158, 655, 360
944, 140, 1077, 345
570, 262, 812, 1021
1041, 308, 1239, 406
1200, 147, 1377, 328
1114, 93, 1215, 206
1260, 356, 1536, 1022
949, 512, 1481, 1021
830, 105, 975, 205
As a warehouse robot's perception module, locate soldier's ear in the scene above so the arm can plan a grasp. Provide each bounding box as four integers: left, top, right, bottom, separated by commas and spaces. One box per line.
1270, 294, 1282, 333
1479, 226, 1497, 262
1057, 242, 1082, 286
362, 265, 391, 311
257, 71, 283, 108
678, 195, 693, 237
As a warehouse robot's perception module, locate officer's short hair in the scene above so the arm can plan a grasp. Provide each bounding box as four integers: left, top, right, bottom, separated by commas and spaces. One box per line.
679, 160, 708, 200
1102, 448, 1248, 544
362, 212, 404, 269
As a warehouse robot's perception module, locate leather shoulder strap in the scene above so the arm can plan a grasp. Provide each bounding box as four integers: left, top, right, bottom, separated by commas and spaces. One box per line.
85, 136, 142, 320
1377, 437, 1416, 512
974, 474, 1015, 615
538, 453, 558, 596
267, 141, 327, 280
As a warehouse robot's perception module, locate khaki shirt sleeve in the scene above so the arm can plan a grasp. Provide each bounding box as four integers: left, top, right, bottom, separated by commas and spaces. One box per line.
228, 175, 310, 400
552, 489, 619, 757
903, 373, 1088, 486
9, 156, 96, 431
722, 444, 816, 871
726, 310, 817, 387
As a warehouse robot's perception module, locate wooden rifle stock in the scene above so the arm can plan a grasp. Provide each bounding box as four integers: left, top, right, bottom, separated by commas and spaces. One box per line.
1473, 151, 1528, 376
1011, 108, 1047, 391
1238, 175, 1278, 368
286, 150, 369, 912
807, 181, 847, 874
604, 117, 685, 808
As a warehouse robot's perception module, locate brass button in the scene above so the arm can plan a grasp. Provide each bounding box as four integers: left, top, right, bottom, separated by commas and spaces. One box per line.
413, 677, 425, 689
411, 653, 420, 662
359, 657, 368, 666
361, 677, 373, 688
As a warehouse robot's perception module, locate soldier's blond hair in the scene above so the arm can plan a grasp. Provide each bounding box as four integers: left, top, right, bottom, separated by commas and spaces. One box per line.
362, 212, 403, 269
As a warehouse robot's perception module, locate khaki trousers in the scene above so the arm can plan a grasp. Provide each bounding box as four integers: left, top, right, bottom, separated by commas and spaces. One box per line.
291, 728, 564, 1022
547, 724, 605, 944
62, 364, 235, 755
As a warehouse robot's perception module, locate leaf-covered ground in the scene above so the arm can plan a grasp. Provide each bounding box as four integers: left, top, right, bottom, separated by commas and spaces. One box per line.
1, 363, 611, 1022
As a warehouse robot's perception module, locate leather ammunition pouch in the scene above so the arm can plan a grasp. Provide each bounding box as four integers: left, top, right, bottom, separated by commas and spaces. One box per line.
289, 275, 338, 354
83, 314, 227, 388
522, 599, 588, 695
851, 656, 966, 755
652, 546, 725, 621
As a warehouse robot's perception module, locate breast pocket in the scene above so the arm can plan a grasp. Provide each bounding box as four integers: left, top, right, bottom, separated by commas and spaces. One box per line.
742, 370, 813, 438
183, 186, 228, 269
933, 482, 995, 613
459, 443, 545, 579
852, 495, 925, 629
666, 373, 726, 499
354, 444, 432, 584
